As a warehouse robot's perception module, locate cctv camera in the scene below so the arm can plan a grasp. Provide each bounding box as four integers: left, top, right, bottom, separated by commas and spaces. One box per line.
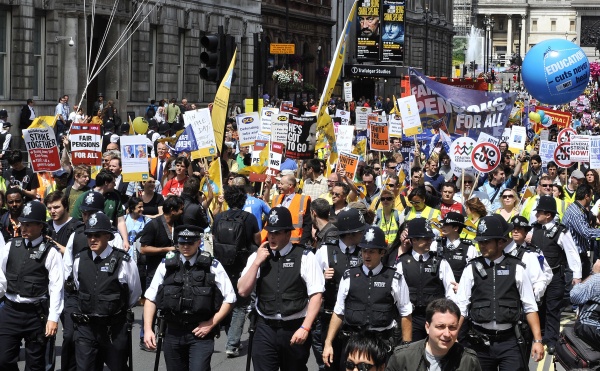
69, 38, 74, 47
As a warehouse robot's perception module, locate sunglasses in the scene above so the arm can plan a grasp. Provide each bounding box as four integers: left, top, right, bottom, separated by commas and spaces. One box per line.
380, 197, 394, 201
464, 180, 473, 184
373, 167, 381, 170
502, 194, 514, 199
332, 192, 344, 197
386, 183, 398, 188
345, 361, 374, 371
540, 184, 552, 188
411, 199, 424, 204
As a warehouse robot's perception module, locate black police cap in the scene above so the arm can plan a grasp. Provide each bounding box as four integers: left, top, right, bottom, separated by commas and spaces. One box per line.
84, 212, 115, 240
511, 215, 532, 231
440, 212, 465, 226
406, 218, 435, 239
18, 201, 48, 224
264, 206, 295, 232
80, 191, 105, 212
335, 208, 367, 234
175, 224, 204, 243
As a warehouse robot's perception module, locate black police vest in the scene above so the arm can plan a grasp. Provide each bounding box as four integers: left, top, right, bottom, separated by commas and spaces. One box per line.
439, 238, 470, 282
257, 245, 309, 317
5, 238, 51, 297
398, 253, 444, 308
344, 266, 398, 328
323, 241, 361, 310
531, 224, 566, 268
72, 228, 89, 257
77, 249, 129, 316
469, 255, 522, 324
156, 251, 223, 322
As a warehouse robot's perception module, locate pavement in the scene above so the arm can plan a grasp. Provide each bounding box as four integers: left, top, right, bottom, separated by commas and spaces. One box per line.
16, 306, 575, 370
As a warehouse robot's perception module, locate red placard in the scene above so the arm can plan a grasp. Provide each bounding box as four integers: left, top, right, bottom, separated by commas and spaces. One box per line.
470, 142, 501, 173
69, 123, 103, 166
557, 128, 577, 145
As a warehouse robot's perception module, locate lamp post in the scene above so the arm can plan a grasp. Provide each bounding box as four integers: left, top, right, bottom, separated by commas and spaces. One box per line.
423, 4, 433, 75
489, 18, 495, 72
565, 31, 568, 39
517, 19, 522, 88
483, 16, 490, 72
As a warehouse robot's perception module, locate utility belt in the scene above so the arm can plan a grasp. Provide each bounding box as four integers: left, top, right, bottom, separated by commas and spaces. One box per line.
340, 325, 395, 340
5, 298, 47, 312
551, 265, 563, 275
258, 316, 304, 330
471, 324, 515, 343
163, 311, 212, 327
71, 312, 126, 326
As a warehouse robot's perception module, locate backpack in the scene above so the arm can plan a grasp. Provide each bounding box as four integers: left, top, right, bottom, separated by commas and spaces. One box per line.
213, 210, 249, 266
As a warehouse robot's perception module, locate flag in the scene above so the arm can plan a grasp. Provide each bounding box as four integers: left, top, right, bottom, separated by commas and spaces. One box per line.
129, 115, 134, 135
28, 115, 58, 130
353, 138, 366, 157
390, 95, 400, 115
207, 158, 223, 195
212, 48, 238, 154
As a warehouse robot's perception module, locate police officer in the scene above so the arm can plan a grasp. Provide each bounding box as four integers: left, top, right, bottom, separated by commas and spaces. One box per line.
531, 196, 581, 354
238, 206, 325, 371
314, 207, 366, 370
0, 201, 64, 370
437, 212, 479, 283
456, 216, 545, 369
398, 217, 457, 341
71, 212, 141, 371
143, 225, 236, 370
322, 226, 413, 368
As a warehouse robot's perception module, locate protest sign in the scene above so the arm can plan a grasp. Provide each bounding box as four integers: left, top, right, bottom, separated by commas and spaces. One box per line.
271, 113, 289, 144
534, 106, 572, 131
287, 115, 316, 159
501, 128, 511, 143
369, 116, 390, 151
183, 108, 217, 158
268, 141, 285, 175
590, 137, 600, 169
338, 152, 360, 180
174, 125, 198, 154
557, 128, 576, 144
449, 137, 476, 169
23, 127, 61, 172
476, 132, 500, 146
540, 129, 549, 142
389, 114, 403, 138
471, 142, 501, 173
539, 140, 557, 166
236, 112, 261, 147
397, 95, 422, 136
570, 135, 590, 162
252, 140, 269, 166
260, 107, 279, 134
69, 123, 102, 166
553, 143, 572, 169
120, 135, 150, 182
336, 125, 355, 154
355, 106, 372, 130
335, 109, 351, 125
508, 125, 526, 154
280, 101, 298, 114
344, 81, 353, 102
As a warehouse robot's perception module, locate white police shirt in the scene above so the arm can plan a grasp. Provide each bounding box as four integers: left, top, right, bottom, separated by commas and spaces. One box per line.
63, 230, 124, 279
504, 240, 552, 301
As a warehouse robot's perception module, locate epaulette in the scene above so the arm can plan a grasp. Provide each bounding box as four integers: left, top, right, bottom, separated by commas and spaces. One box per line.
112, 248, 131, 262
343, 269, 350, 279
321, 238, 339, 247
303, 249, 311, 255
212, 259, 220, 268
75, 252, 81, 259
196, 250, 213, 269
503, 253, 526, 268
393, 271, 402, 280
460, 238, 473, 245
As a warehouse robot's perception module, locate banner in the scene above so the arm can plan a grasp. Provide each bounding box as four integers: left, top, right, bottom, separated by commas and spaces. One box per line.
271, 113, 289, 144
355, 106, 372, 130
406, 68, 515, 142
286, 115, 317, 159
389, 113, 403, 138
69, 123, 102, 166
571, 135, 590, 162
236, 112, 261, 147
337, 125, 355, 154
398, 95, 421, 136
534, 106, 572, 131
260, 107, 279, 134
212, 48, 238, 154
120, 135, 150, 182
338, 152, 360, 180
381, 0, 405, 63
369, 116, 390, 151
174, 125, 198, 154
356, 0, 380, 61
23, 127, 61, 172
183, 108, 217, 159
590, 137, 600, 169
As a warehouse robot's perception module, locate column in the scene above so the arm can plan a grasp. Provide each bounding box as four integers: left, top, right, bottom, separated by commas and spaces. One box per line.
506, 15, 513, 58
64, 16, 78, 98
520, 15, 526, 54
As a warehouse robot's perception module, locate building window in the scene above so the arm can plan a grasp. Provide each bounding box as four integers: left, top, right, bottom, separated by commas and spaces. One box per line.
33, 12, 45, 99
570, 20, 575, 32
178, 30, 184, 100
149, 27, 156, 100
551, 20, 556, 32
532, 20, 537, 32
0, 9, 10, 99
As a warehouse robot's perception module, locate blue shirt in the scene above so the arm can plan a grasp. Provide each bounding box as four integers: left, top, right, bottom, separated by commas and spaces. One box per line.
244, 195, 270, 230
280, 158, 298, 171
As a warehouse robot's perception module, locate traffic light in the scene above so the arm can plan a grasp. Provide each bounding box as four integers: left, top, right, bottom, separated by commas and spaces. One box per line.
200, 34, 220, 82
469, 61, 475, 71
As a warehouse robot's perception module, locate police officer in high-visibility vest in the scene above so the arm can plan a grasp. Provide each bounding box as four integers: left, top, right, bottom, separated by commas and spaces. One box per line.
143, 225, 236, 370
531, 196, 581, 355
0, 201, 64, 370
238, 206, 324, 371
71, 212, 141, 370
322, 226, 413, 368
456, 215, 545, 369
315, 207, 366, 370
398, 217, 457, 341
437, 212, 479, 283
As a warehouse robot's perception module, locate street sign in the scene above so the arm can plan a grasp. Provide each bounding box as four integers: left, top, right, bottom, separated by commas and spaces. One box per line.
269, 43, 295, 55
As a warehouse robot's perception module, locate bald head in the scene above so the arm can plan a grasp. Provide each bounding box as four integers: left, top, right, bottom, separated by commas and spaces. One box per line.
283, 174, 297, 187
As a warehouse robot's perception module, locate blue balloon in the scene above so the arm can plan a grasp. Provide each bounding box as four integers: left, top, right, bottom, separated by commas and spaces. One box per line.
522, 39, 590, 105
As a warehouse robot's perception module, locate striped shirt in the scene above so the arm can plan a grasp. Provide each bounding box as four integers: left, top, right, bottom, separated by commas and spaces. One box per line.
570, 274, 600, 327
562, 201, 600, 253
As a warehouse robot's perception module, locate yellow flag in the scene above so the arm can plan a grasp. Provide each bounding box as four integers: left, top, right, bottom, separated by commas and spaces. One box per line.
352, 138, 366, 157
207, 158, 223, 194
28, 115, 58, 130
128, 115, 135, 135
390, 95, 400, 115
212, 48, 238, 154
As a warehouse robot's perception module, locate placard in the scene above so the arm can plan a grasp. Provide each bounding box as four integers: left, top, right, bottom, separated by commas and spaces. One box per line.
184, 108, 217, 158
252, 140, 269, 166
344, 81, 353, 102
120, 135, 150, 182
236, 112, 261, 147
557, 128, 577, 144
271, 113, 289, 144
336, 125, 355, 154
590, 137, 600, 169
553, 142, 572, 169
508, 125, 526, 154
570, 135, 590, 162
260, 107, 279, 134
449, 137, 476, 169
338, 152, 360, 180
69, 123, 102, 166
388, 113, 403, 138
470, 142, 501, 173
540, 129, 549, 142
539, 140, 557, 166
286, 115, 317, 159
476, 131, 499, 146
501, 128, 511, 143
355, 106, 372, 130
336, 109, 351, 126
269, 141, 285, 173
369, 116, 390, 151
397, 95, 422, 136
23, 127, 61, 172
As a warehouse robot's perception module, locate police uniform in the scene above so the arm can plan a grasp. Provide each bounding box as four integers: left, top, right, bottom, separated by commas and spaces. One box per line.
456, 216, 541, 370
399, 218, 457, 341
314, 208, 365, 371
72, 212, 141, 371
241, 206, 325, 371
0, 201, 65, 371
144, 225, 236, 370
530, 196, 581, 353
437, 212, 479, 283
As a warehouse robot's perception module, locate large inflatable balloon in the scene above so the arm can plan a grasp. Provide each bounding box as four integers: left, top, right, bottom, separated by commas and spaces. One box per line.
132, 117, 148, 134
522, 39, 590, 105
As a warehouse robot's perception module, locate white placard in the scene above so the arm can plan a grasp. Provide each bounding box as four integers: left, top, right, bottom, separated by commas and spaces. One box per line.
571, 134, 590, 162
260, 107, 279, 134
336, 125, 355, 154
540, 129, 549, 142
236, 112, 261, 147
501, 128, 511, 143
271, 113, 289, 144
476, 132, 500, 146
184, 108, 217, 155
508, 126, 526, 153
590, 137, 600, 169
539, 140, 557, 166
397, 95, 422, 137
355, 106, 372, 130
336, 109, 351, 125
344, 81, 353, 102
450, 137, 476, 169
388, 113, 402, 138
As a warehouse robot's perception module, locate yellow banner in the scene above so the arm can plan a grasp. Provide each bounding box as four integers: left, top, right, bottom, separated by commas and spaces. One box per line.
122, 172, 150, 183
212, 48, 238, 154
28, 115, 58, 130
